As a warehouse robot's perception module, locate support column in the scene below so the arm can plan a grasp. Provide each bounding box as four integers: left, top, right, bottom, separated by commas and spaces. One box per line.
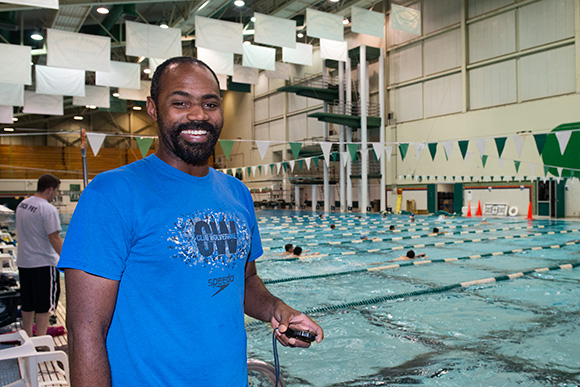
339, 61, 346, 213
346, 57, 353, 211
360, 44, 368, 214
379, 47, 386, 212
322, 62, 330, 213
294, 184, 300, 210
311, 185, 317, 213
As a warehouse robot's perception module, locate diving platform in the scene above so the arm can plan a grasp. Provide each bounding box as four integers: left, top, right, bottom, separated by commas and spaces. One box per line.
277, 84, 339, 102
307, 112, 382, 128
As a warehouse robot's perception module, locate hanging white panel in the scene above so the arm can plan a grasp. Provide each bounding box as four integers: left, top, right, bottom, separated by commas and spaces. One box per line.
391, 4, 421, 35
306, 8, 344, 41
254, 13, 296, 48
2, 0, 57, 9
388, 3, 421, 46
0, 83, 24, 106
282, 43, 313, 66
0, 44, 31, 85
197, 47, 234, 76
520, 46, 575, 101
232, 65, 259, 84
72, 85, 110, 108
96, 61, 141, 89
0, 106, 12, 124
424, 73, 462, 118
351, 6, 384, 38
242, 44, 275, 71
148, 58, 165, 79
265, 62, 290, 80
125, 21, 182, 59
519, 0, 574, 50
22, 91, 63, 115
118, 80, 152, 101
216, 74, 228, 90
47, 29, 110, 72
195, 16, 243, 54
468, 11, 515, 63
320, 38, 348, 62
469, 60, 516, 109
35, 65, 85, 97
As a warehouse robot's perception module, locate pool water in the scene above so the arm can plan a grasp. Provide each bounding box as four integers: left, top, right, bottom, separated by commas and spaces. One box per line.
247, 212, 580, 386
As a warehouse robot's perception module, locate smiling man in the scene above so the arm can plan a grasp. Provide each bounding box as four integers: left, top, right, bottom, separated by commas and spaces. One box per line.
59, 57, 323, 387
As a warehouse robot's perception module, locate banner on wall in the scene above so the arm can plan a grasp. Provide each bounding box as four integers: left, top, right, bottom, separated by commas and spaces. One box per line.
195, 16, 243, 54
232, 65, 259, 84
72, 85, 110, 108
22, 91, 63, 115
0, 44, 31, 85
306, 8, 344, 41
2, 0, 57, 9
118, 80, 151, 101
254, 13, 296, 48
265, 62, 290, 80
242, 44, 276, 71
125, 21, 182, 59
96, 61, 141, 89
216, 74, 228, 90
351, 6, 384, 39
0, 105, 12, 124
35, 65, 85, 96
391, 4, 421, 35
47, 29, 110, 72
320, 38, 348, 62
197, 47, 234, 76
282, 43, 313, 66
0, 83, 24, 106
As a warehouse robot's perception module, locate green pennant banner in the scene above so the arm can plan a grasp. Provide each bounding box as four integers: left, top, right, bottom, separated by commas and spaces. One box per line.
347, 143, 359, 163
458, 140, 469, 159
313, 156, 319, 168
495, 137, 507, 158
247, 167, 251, 177
514, 160, 521, 173
544, 165, 550, 176
289, 142, 302, 159
282, 162, 288, 172
481, 154, 488, 168
399, 143, 409, 161
332, 151, 339, 162
258, 165, 262, 174
428, 143, 437, 161
270, 164, 275, 174
533, 133, 547, 155
219, 139, 235, 160
136, 137, 154, 158
298, 160, 303, 170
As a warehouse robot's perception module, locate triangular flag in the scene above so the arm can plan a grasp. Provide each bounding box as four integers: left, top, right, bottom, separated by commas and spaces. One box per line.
219, 139, 235, 160
427, 143, 437, 160
555, 131, 572, 155
282, 162, 288, 172
289, 142, 302, 159
136, 137, 154, 158
372, 142, 384, 161
313, 156, 319, 168
320, 142, 333, 166
557, 167, 563, 177
441, 141, 453, 160
398, 143, 409, 161
481, 154, 488, 168
270, 164, 275, 174
86, 132, 107, 157
386, 146, 393, 162
514, 160, 521, 173
415, 142, 426, 161
475, 138, 486, 157
276, 162, 282, 174
298, 160, 303, 171
544, 166, 550, 176
256, 141, 270, 160
342, 151, 349, 167
258, 165, 262, 175
305, 157, 311, 170
512, 135, 524, 157
494, 137, 507, 158
288, 159, 295, 171
458, 140, 469, 159
347, 143, 359, 163
533, 133, 547, 155
251, 166, 257, 176
247, 167, 252, 177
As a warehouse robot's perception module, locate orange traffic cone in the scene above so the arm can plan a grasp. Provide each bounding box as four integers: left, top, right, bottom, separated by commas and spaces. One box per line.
476, 200, 482, 216
466, 202, 472, 217
526, 202, 533, 220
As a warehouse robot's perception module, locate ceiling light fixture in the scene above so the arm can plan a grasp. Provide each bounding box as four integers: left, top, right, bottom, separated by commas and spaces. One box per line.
112, 92, 120, 97
73, 116, 83, 121
30, 30, 43, 41
198, 0, 210, 11
12, 117, 18, 122
143, 68, 151, 74
96, 6, 109, 14
329, 0, 339, 2
251, 16, 256, 22
3, 128, 14, 132
297, 32, 304, 38
342, 18, 349, 25
243, 40, 252, 45
160, 19, 169, 29
133, 106, 142, 110
234, 0, 245, 6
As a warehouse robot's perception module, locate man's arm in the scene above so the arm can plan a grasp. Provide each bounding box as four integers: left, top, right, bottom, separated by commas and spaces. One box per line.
47, 231, 63, 255
64, 269, 119, 387
244, 261, 323, 347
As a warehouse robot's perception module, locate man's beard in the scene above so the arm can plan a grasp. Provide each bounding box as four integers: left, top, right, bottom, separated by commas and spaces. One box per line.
159, 118, 221, 166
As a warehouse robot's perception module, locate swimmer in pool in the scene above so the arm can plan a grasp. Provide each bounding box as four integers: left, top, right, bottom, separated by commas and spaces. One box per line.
291, 246, 319, 258
390, 250, 427, 262
431, 227, 446, 235
277, 243, 294, 256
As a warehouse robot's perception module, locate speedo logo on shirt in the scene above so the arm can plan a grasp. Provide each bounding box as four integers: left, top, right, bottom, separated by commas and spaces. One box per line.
167, 210, 251, 272
208, 274, 234, 297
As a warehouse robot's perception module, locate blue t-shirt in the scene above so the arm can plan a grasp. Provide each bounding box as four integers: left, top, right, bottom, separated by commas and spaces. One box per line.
59, 155, 263, 386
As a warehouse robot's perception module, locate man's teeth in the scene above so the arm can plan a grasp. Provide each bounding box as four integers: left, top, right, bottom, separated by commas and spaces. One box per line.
182, 129, 207, 135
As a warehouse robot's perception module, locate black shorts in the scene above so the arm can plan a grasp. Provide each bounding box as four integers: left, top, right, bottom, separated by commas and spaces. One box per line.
18, 266, 60, 313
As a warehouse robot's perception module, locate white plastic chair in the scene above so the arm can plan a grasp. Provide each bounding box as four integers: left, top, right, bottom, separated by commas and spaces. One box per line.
0, 330, 69, 387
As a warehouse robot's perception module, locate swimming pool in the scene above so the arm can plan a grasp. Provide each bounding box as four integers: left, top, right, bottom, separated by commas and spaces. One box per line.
247, 211, 580, 386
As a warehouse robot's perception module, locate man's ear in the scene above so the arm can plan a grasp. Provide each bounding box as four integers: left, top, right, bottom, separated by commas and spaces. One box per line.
146, 96, 158, 121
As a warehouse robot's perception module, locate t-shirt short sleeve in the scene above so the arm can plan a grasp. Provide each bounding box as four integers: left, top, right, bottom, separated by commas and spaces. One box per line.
43, 205, 61, 236
58, 184, 132, 281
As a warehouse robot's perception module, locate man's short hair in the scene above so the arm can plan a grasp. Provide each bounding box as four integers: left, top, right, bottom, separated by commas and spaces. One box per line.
389, 225, 395, 230
406, 250, 416, 259
433, 227, 439, 233
293, 246, 303, 256
150, 56, 221, 105
37, 174, 60, 193
284, 243, 293, 252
